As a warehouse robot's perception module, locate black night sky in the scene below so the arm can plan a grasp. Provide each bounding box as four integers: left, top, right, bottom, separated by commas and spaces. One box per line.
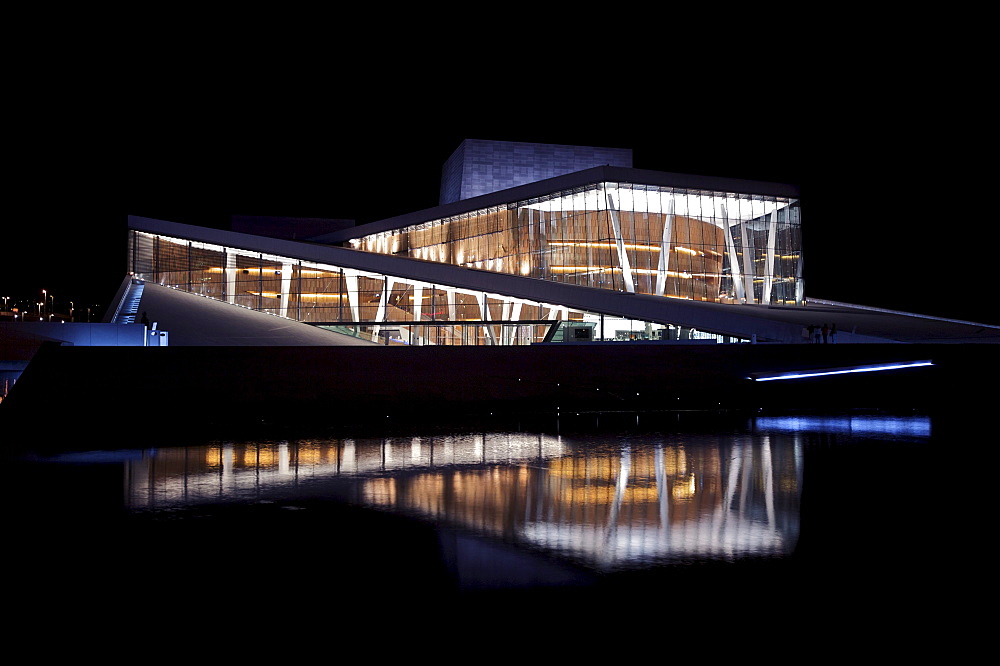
2, 31, 988, 643
6, 58, 989, 325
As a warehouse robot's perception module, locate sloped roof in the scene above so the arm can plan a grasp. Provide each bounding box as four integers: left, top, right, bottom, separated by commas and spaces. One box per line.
127, 216, 1000, 343
313, 165, 802, 244
133, 282, 376, 346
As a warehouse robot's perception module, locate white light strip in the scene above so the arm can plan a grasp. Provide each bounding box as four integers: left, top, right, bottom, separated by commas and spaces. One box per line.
750, 361, 933, 382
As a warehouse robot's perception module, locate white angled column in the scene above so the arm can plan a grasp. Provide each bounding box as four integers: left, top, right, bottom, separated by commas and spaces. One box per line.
762, 210, 778, 305
372, 276, 393, 339
503, 300, 522, 345
344, 272, 360, 322
444, 287, 457, 321
604, 186, 635, 293
279, 262, 292, 318
722, 205, 746, 303
411, 285, 423, 321
224, 249, 237, 305
740, 220, 756, 304
655, 198, 675, 296
477, 292, 498, 345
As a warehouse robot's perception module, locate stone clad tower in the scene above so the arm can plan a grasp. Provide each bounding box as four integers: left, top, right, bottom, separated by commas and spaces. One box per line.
440, 139, 633, 204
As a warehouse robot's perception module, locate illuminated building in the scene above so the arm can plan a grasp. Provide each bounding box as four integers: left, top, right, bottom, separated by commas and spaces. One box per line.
4, 141, 997, 422
123, 140, 998, 346
126, 141, 808, 346
351, 161, 802, 309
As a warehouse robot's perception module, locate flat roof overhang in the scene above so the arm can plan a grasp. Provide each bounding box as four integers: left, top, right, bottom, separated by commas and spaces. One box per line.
312, 165, 802, 244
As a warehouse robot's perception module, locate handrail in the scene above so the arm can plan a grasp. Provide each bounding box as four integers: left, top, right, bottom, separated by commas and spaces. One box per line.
104, 276, 136, 323
106, 275, 144, 324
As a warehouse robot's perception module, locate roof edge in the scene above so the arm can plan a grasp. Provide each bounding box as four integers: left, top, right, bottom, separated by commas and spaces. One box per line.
316, 166, 801, 243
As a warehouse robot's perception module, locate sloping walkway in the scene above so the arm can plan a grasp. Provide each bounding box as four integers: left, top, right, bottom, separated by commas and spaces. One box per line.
134, 282, 376, 346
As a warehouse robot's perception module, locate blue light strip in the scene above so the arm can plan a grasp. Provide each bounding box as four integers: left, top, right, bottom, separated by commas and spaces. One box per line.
753, 415, 931, 437
750, 360, 933, 382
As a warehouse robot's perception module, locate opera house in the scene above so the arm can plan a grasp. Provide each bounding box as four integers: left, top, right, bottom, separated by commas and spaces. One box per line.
3, 140, 998, 428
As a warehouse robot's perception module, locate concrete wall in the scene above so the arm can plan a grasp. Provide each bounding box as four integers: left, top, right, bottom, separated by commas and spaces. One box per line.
0, 323, 149, 399
0, 323, 147, 350
3, 342, 981, 439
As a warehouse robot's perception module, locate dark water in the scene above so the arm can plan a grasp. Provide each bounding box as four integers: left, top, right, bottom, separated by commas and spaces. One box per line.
4, 411, 973, 644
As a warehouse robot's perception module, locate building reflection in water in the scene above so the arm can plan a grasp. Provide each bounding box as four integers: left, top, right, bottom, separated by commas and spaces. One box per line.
126, 428, 804, 571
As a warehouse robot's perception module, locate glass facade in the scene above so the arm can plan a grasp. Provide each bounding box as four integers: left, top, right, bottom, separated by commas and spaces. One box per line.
351, 181, 802, 306
128, 230, 734, 345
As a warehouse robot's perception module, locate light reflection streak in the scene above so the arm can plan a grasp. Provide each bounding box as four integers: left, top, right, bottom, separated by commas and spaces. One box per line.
750, 361, 933, 382
124, 431, 803, 570
755, 416, 932, 437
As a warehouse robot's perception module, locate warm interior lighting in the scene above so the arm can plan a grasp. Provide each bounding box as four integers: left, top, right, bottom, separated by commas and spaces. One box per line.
549, 266, 616, 273
634, 268, 697, 277
672, 474, 698, 500
298, 293, 348, 299
549, 241, 660, 251
205, 267, 337, 277
551, 266, 707, 279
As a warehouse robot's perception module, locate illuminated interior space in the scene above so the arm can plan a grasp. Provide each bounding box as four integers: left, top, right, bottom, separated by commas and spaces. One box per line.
347, 179, 802, 306
124, 150, 1000, 347
128, 227, 739, 345
125, 164, 811, 346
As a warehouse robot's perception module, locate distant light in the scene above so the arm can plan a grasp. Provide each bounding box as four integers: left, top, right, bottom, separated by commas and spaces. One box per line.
750, 361, 933, 382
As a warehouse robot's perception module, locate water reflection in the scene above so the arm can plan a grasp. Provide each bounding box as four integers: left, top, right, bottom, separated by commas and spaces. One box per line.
125, 427, 805, 572
754, 415, 931, 437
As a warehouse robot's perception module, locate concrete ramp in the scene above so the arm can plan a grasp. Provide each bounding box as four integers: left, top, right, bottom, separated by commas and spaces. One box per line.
133, 281, 376, 346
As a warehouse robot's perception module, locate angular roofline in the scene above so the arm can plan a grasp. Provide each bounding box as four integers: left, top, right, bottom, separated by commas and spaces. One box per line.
125, 215, 1000, 343
314, 166, 801, 243
126, 215, 802, 341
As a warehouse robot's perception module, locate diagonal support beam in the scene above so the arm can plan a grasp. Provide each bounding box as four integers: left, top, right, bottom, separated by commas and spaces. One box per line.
372, 276, 394, 339
604, 186, 635, 293
740, 219, 756, 304
477, 292, 498, 345
411, 285, 423, 321
722, 205, 746, 303
762, 210, 778, 305
279, 263, 292, 318
344, 272, 360, 322
655, 198, 675, 296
